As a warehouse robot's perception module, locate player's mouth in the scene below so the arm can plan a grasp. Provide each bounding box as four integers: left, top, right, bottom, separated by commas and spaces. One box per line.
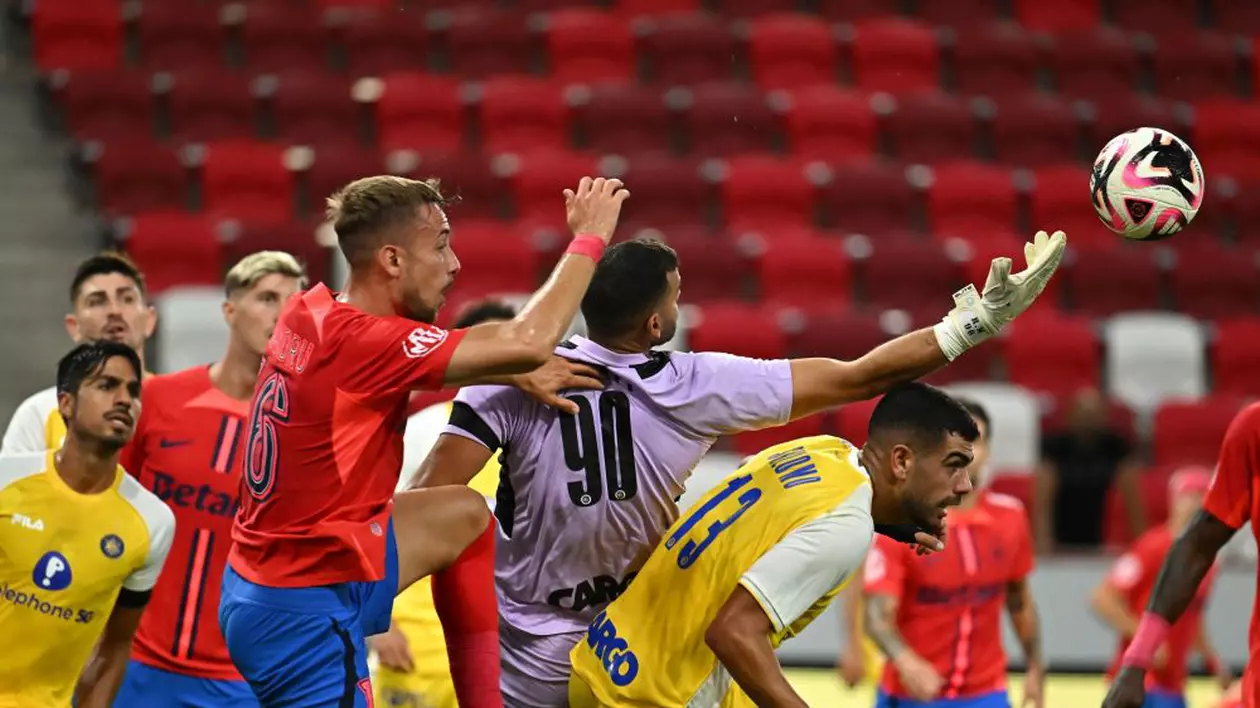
102, 323, 128, 340
105, 411, 133, 428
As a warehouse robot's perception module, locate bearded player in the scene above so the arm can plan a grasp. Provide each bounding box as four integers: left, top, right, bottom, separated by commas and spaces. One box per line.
864, 399, 1045, 708
1102, 402, 1260, 708
415, 230, 1066, 706
568, 383, 978, 707
0, 342, 174, 708
1093, 467, 1230, 708
219, 175, 629, 707
110, 252, 306, 707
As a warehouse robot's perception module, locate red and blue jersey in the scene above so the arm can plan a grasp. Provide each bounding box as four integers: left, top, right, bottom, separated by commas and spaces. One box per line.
228, 284, 467, 588
865, 490, 1034, 700
122, 366, 248, 681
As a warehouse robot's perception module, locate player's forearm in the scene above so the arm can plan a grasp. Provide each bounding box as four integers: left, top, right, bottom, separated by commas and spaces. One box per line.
840, 582, 864, 648
1006, 582, 1044, 667
789, 329, 948, 419
865, 594, 908, 661
1091, 586, 1140, 637
500, 254, 598, 365
1145, 511, 1234, 622
73, 647, 129, 708
705, 625, 809, 708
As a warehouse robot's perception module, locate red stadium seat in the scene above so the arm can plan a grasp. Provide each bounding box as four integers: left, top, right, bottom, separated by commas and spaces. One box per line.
687, 302, 787, 359
437, 8, 534, 79
1111, 0, 1199, 39
780, 86, 877, 159
713, 0, 798, 19
301, 145, 387, 216
341, 12, 428, 75
731, 414, 827, 457
750, 229, 851, 307
650, 228, 748, 301
58, 70, 155, 141
1232, 176, 1260, 245
885, 91, 978, 163
1002, 315, 1099, 395
120, 212, 222, 293
1042, 393, 1135, 440
1151, 32, 1243, 101
1152, 397, 1243, 466
718, 154, 819, 232
612, 0, 703, 18
1014, 0, 1100, 32
505, 151, 602, 226
990, 92, 1082, 167
371, 73, 464, 153
821, 159, 918, 234
570, 84, 674, 154
220, 220, 329, 285
850, 18, 940, 93
637, 14, 736, 85
542, 9, 635, 84
1193, 99, 1260, 179
1167, 242, 1260, 320
1215, 2, 1260, 34
682, 82, 779, 156
1047, 29, 1140, 100
745, 14, 839, 91
926, 161, 1017, 239
861, 236, 964, 322
445, 221, 541, 296
268, 73, 358, 147
135, 3, 226, 70
922, 337, 999, 384
237, 5, 329, 73
88, 139, 187, 216
988, 473, 1034, 512
199, 141, 295, 223
1213, 319, 1260, 397
833, 396, 880, 445
815, 0, 900, 21
1064, 245, 1161, 316
401, 153, 504, 220
951, 22, 1040, 97
611, 155, 710, 232
916, 0, 1001, 27
33, 0, 123, 70
165, 70, 259, 142
788, 308, 892, 359
478, 76, 571, 155
1029, 165, 1117, 252
1086, 93, 1186, 157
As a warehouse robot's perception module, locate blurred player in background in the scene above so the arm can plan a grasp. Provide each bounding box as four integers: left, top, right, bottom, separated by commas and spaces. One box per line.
3, 252, 156, 453
219, 175, 627, 708
372, 298, 518, 708
1093, 467, 1230, 708
837, 562, 885, 689
111, 252, 306, 707
416, 230, 1065, 707
864, 399, 1045, 708
0, 342, 174, 708
1102, 403, 1260, 708
568, 383, 978, 707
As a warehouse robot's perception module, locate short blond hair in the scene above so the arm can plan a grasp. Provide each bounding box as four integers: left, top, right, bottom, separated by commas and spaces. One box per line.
224, 251, 307, 298
326, 175, 454, 265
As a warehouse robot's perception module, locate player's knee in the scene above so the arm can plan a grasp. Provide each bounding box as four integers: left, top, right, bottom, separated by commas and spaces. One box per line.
448, 486, 492, 537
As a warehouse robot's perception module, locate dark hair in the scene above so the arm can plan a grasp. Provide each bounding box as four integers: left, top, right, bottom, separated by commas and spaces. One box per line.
454, 299, 516, 328
953, 397, 991, 436
867, 382, 980, 451
70, 252, 146, 304
580, 239, 679, 339
57, 341, 143, 397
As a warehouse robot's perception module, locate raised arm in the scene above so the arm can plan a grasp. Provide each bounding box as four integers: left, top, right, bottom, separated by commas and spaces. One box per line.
787, 231, 1066, 420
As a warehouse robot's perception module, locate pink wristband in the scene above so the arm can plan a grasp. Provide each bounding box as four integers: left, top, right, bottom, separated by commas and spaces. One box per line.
1122, 612, 1170, 668
566, 234, 606, 262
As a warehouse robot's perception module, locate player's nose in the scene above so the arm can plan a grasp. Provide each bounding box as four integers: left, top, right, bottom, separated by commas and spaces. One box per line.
954, 470, 974, 496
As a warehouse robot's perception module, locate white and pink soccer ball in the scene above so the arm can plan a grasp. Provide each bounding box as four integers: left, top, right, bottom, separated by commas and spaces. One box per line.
1090, 126, 1205, 241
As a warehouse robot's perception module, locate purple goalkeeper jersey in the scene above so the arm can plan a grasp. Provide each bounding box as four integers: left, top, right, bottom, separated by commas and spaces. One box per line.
443, 335, 794, 636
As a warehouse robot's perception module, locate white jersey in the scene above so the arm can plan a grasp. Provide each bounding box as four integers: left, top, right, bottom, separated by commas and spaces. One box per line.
2, 387, 62, 453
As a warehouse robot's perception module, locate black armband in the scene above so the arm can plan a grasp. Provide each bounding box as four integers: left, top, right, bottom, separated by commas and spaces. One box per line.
448, 401, 501, 451
116, 588, 152, 609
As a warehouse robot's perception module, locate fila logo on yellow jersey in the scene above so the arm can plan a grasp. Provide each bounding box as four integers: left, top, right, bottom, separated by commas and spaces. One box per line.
586, 610, 640, 687
10, 513, 44, 531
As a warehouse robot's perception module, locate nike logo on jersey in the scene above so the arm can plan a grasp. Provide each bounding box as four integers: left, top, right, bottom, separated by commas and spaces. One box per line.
159, 439, 193, 448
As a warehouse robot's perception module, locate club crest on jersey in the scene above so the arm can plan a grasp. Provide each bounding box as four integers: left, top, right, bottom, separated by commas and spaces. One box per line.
32, 551, 72, 591
100, 534, 124, 559
402, 327, 448, 359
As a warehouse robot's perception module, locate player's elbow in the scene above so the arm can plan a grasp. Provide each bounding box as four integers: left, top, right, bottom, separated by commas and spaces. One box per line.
704, 619, 741, 658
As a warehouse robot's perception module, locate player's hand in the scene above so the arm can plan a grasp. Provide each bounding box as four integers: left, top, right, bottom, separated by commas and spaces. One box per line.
512, 356, 604, 414
1101, 666, 1147, 708
1021, 661, 1046, 708
934, 230, 1067, 360
564, 177, 631, 244
893, 649, 944, 702
913, 529, 946, 556
836, 644, 866, 688
1214, 662, 1233, 691
368, 623, 414, 674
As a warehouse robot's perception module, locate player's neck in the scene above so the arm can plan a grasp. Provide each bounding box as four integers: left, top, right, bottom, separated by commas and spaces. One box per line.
340, 276, 399, 318
54, 437, 118, 495
211, 341, 262, 401
589, 333, 651, 355
861, 449, 910, 525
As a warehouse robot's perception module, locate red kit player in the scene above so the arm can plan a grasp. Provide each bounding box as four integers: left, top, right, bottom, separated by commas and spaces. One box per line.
864, 399, 1046, 708
1103, 403, 1260, 708
218, 176, 627, 708
113, 252, 307, 706
1092, 467, 1230, 708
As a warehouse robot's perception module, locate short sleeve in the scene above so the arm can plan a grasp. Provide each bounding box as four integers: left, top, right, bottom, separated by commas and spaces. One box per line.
337, 314, 468, 396
2, 392, 52, 454
123, 497, 175, 592
863, 534, 911, 599
443, 385, 524, 452
739, 484, 874, 633
1105, 551, 1146, 593
1204, 404, 1260, 530
682, 353, 794, 437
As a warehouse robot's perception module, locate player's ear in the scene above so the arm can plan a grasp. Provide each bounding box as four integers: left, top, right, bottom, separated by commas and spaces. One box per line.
57, 390, 75, 422
378, 245, 403, 277
143, 304, 158, 338
889, 444, 913, 483
646, 312, 661, 339
64, 313, 80, 342
221, 298, 236, 326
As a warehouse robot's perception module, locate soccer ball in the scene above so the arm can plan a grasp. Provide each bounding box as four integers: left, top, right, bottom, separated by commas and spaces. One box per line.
1089, 127, 1205, 241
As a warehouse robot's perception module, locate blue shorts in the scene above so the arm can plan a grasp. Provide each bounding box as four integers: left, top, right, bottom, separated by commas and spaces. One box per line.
218, 520, 399, 708
875, 689, 1010, 708
113, 660, 259, 707
1143, 689, 1187, 708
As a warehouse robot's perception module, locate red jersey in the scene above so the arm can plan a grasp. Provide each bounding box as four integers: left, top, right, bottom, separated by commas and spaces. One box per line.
121, 366, 248, 681
1103, 525, 1217, 694
865, 490, 1034, 700
1202, 402, 1260, 708
228, 285, 467, 587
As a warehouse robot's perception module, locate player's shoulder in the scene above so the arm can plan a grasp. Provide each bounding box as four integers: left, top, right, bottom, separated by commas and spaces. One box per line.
980, 489, 1028, 514
143, 366, 211, 400
116, 473, 176, 537
13, 386, 57, 415
1131, 525, 1173, 554
0, 451, 50, 490
1230, 402, 1260, 433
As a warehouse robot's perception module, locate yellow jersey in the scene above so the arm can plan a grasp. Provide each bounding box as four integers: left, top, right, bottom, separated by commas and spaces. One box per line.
1, 387, 66, 453
570, 435, 875, 707
0, 450, 175, 708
